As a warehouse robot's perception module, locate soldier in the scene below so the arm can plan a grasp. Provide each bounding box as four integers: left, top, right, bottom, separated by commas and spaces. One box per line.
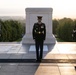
32, 16, 46, 62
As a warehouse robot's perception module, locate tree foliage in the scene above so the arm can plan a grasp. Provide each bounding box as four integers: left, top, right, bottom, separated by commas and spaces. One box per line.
56, 18, 74, 41
0, 20, 25, 42
53, 19, 59, 34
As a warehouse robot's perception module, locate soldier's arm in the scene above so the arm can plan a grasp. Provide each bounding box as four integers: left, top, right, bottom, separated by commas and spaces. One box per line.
32, 24, 35, 39
44, 24, 46, 40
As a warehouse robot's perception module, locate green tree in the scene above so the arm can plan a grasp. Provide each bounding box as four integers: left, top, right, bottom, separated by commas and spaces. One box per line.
53, 19, 59, 35
0, 20, 24, 42
57, 18, 74, 41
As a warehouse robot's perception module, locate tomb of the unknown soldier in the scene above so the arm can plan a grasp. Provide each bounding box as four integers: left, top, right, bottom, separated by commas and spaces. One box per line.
22, 8, 56, 44
22, 8, 56, 51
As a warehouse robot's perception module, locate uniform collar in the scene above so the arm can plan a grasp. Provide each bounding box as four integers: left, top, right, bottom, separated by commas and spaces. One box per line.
37, 22, 42, 24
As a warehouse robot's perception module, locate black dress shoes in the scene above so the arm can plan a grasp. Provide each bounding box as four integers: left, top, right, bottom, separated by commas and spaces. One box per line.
36, 59, 41, 62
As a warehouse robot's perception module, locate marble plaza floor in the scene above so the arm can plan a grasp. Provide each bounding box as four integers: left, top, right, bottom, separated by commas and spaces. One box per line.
0, 42, 76, 75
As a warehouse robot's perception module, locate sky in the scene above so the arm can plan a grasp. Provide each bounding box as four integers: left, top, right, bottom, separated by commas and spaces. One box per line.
0, 0, 76, 19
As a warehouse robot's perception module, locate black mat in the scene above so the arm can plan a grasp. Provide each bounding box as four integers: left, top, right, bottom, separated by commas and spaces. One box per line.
0, 59, 76, 63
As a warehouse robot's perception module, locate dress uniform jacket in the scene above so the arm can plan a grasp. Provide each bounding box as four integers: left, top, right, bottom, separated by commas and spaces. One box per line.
33, 22, 46, 41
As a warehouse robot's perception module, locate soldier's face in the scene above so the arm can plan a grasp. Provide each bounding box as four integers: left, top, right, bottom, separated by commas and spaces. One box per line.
38, 19, 42, 22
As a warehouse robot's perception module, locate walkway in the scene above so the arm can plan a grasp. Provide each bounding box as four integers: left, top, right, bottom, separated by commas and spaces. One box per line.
0, 42, 76, 75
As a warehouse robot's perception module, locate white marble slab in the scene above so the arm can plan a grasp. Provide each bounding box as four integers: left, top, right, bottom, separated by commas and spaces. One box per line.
0, 45, 12, 52
29, 45, 48, 51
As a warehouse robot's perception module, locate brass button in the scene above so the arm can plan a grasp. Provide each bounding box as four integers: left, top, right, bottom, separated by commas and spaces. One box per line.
39, 32, 41, 34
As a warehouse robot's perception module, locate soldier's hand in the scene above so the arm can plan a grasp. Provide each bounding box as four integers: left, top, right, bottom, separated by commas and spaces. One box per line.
44, 38, 45, 40
33, 37, 35, 39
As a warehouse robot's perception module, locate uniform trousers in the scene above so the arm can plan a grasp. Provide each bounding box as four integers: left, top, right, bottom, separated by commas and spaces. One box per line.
35, 40, 44, 60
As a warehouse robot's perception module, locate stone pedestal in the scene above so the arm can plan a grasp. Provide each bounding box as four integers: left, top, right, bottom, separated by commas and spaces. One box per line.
22, 8, 56, 50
